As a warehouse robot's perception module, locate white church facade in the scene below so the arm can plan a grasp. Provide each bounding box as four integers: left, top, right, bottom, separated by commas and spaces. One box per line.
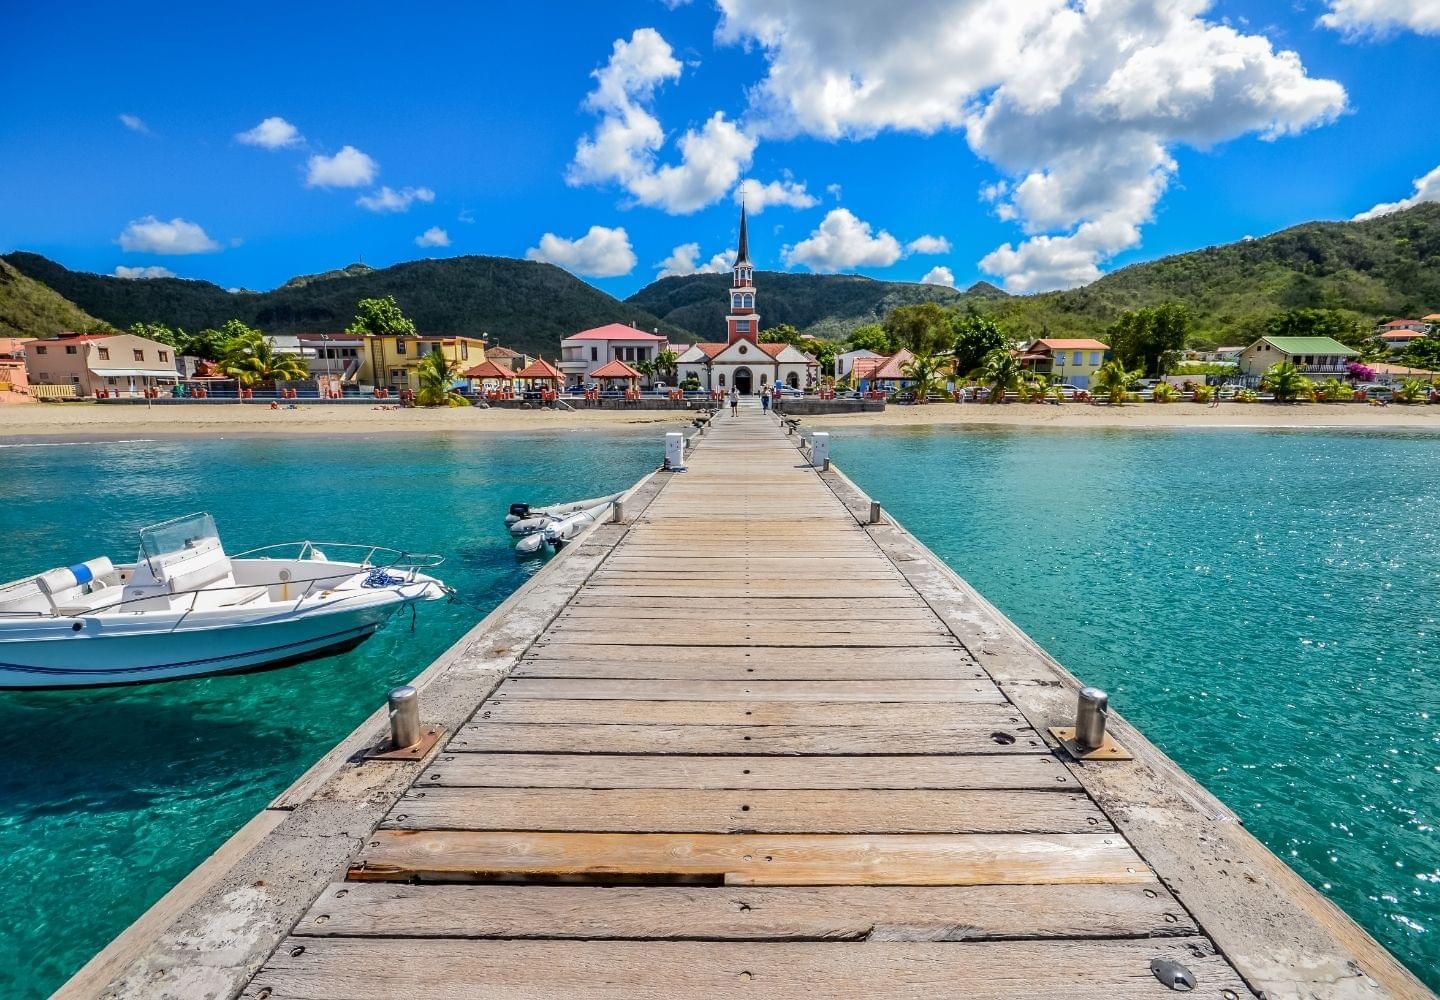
676, 206, 816, 394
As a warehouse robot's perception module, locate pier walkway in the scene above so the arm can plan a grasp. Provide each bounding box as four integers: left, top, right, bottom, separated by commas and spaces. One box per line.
81, 403, 1432, 999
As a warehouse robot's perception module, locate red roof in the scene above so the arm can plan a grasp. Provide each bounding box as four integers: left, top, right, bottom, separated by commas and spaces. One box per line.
758, 342, 788, 360
463, 360, 514, 380
873, 349, 914, 381
515, 357, 564, 380
1381, 330, 1424, 339
486, 346, 518, 358
1033, 339, 1109, 351
1382, 319, 1422, 327
565, 323, 666, 342
851, 356, 885, 380
35, 333, 114, 343
693, 343, 727, 359
592, 359, 643, 379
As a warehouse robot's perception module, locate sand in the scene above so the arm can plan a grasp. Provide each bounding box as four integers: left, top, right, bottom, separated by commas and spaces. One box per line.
3, 398, 1440, 440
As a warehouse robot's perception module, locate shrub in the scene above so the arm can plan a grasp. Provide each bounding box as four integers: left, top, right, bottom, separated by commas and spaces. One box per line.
1151, 382, 1179, 403
1234, 388, 1258, 403
1191, 384, 1214, 402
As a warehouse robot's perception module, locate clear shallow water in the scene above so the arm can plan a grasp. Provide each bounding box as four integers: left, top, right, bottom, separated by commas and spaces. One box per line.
832, 426, 1440, 990
2, 427, 1437, 994
0, 431, 657, 999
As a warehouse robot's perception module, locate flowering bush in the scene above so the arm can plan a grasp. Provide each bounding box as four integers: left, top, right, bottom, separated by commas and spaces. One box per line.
1346, 362, 1375, 382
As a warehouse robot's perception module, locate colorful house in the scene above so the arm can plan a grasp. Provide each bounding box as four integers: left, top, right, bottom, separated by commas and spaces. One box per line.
356, 334, 486, 392
1238, 336, 1358, 378
559, 324, 670, 388
0, 337, 33, 401
26, 331, 179, 398
1018, 339, 1109, 388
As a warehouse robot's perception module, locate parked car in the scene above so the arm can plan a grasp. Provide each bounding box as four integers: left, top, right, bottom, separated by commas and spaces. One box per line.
773, 384, 804, 398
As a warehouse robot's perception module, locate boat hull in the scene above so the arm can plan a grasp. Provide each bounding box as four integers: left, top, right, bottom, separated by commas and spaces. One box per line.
0, 598, 409, 690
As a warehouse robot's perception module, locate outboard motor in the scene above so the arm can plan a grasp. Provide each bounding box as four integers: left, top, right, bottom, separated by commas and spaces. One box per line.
508, 502, 532, 520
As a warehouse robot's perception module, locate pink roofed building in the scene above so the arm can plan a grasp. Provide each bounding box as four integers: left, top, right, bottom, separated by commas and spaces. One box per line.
558, 322, 671, 388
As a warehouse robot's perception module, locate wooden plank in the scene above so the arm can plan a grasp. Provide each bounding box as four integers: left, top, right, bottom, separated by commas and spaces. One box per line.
474, 699, 1018, 727
246, 938, 1248, 1000
384, 788, 1109, 834
350, 830, 1153, 886
493, 678, 1003, 702
522, 644, 976, 667
425, 753, 1074, 790
559, 605, 939, 621
293, 882, 1196, 940
536, 629, 960, 648
512, 660, 985, 681
567, 597, 930, 612
450, 723, 1048, 755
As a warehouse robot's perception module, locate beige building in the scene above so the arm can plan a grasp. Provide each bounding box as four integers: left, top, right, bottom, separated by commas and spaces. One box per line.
27, 332, 179, 398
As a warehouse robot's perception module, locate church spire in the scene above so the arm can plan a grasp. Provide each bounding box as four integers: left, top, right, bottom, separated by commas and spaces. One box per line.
735, 200, 750, 265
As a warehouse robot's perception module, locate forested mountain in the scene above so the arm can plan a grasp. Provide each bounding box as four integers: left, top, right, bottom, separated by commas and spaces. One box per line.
0, 258, 103, 339
625, 271, 989, 341
4, 202, 1438, 352
0, 253, 683, 358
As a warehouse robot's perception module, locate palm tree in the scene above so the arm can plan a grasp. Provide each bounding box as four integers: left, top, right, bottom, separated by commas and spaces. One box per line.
1260, 362, 1310, 403
971, 348, 1021, 404
654, 349, 679, 383
1394, 377, 1427, 404
1314, 377, 1350, 402
1092, 360, 1137, 406
897, 351, 949, 404
415, 348, 470, 407
221, 332, 309, 387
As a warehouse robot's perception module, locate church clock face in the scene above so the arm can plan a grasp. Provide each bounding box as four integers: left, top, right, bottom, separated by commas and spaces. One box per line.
738, 344, 748, 354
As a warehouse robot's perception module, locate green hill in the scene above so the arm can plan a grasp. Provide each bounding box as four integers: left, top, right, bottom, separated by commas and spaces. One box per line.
0, 253, 683, 358
625, 271, 973, 341
979, 203, 1440, 342
0, 258, 106, 339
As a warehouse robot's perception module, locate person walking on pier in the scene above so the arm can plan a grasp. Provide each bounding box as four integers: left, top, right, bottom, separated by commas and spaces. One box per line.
760, 386, 772, 413
729, 387, 739, 416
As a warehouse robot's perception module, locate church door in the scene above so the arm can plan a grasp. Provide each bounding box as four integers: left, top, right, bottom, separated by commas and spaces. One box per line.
734, 367, 753, 395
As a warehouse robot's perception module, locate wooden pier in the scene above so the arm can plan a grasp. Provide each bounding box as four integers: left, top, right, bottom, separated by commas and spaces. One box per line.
75, 405, 1432, 999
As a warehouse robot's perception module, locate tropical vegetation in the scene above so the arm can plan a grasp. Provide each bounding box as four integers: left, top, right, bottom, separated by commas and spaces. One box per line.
1259, 362, 1310, 403
414, 347, 470, 407
220, 326, 309, 386
971, 347, 1022, 403
1092, 360, 1139, 406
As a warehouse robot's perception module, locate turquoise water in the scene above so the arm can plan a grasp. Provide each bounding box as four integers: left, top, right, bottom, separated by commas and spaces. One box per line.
2, 427, 1437, 995
832, 426, 1440, 990
0, 431, 657, 999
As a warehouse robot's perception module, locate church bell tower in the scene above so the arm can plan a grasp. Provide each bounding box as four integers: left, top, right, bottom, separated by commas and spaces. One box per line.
725, 203, 759, 345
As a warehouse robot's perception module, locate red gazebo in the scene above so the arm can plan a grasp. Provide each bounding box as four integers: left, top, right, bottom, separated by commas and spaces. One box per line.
514, 357, 564, 390
591, 358, 642, 392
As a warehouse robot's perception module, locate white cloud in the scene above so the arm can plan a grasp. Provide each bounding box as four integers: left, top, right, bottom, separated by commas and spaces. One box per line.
656, 242, 732, 278
113, 265, 175, 280
782, 208, 903, 272
906, 234, 951, 255
568, 28, 756, 214
920, 265, 956, 287
1354, 164, 1440, 220
357, 186, 436, 213
118, 114, 151, 135
826, 183, 842, 200
1320, 0, 1440, 36
117, 216, 222, 255
305, 145, 378, 188
735, 177, 818, 213
236, 116, 303, 149
415, 226, 451, 248
526, 225, 637, 277
716, 0, 1346, 292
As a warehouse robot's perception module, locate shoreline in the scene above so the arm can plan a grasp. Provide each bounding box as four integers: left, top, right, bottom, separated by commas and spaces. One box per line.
3, 399, 1440, 439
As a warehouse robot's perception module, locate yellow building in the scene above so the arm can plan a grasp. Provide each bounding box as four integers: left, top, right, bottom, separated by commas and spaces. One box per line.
357, 334, 486, 391
1018, 338, 1110, 388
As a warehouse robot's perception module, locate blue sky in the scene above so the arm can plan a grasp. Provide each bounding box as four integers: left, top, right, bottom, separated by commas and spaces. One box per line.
3, 0, 1439, 299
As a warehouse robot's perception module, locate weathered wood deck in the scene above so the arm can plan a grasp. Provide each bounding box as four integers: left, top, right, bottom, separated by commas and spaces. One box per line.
77, 404, 1434, 999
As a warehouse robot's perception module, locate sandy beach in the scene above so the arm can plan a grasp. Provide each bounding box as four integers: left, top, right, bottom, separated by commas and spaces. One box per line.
3, 399, 1440, 440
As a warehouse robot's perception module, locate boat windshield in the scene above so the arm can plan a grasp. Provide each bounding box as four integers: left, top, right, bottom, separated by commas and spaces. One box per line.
138, 513, 220, 570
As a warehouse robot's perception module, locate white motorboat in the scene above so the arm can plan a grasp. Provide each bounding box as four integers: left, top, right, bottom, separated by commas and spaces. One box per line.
0, 513, 449, 689
515, 501, 612, 556
507, 492, 623, 536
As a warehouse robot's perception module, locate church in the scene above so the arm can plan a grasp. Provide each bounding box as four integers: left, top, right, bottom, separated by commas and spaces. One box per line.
675, 206, 817, 394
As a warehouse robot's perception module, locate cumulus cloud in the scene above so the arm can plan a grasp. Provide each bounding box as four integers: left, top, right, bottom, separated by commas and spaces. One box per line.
526, 225, 637, 277
657, 242, 732, 278
906, 234, 951, 255
1354, 164, 1440, 220
735, 177, 818, 213
306, 145, 378, 188
117, 216, 222, 255
236, 116, 303, 149
1320, 0, 1440, 36
716, 0, 1346, 292
415, 226, 451, 248
920, 265, 955, 287
357, 186, 436, 213
783, 208, 903, 272
119, 114, 151, 135
113, 265, 175, 280
568, 28, 756, 214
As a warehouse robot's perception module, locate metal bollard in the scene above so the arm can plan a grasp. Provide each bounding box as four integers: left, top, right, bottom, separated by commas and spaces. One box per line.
869, 501, 882, 525
388, 685, 422, 749
611, 499, 624, 524
1074, 686, 1109, 750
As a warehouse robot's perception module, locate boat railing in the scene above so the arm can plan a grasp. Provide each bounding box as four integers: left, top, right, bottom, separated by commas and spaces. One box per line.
232, 541, 445, 572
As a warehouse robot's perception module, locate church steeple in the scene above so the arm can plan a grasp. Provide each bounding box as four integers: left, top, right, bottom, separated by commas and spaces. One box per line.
725, 202, 759, 344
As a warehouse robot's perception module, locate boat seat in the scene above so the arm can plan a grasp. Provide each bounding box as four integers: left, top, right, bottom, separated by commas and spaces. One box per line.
52, 586, 126, 615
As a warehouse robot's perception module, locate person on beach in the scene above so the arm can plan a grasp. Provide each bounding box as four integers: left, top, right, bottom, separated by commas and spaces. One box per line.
729, 387, 740, 415
1211, 383, 1223, 409
760, 387, 772, 413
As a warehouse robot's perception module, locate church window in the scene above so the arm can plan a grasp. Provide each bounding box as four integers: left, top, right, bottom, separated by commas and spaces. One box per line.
718, 373, 726, 386
737, 320, 750, 333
